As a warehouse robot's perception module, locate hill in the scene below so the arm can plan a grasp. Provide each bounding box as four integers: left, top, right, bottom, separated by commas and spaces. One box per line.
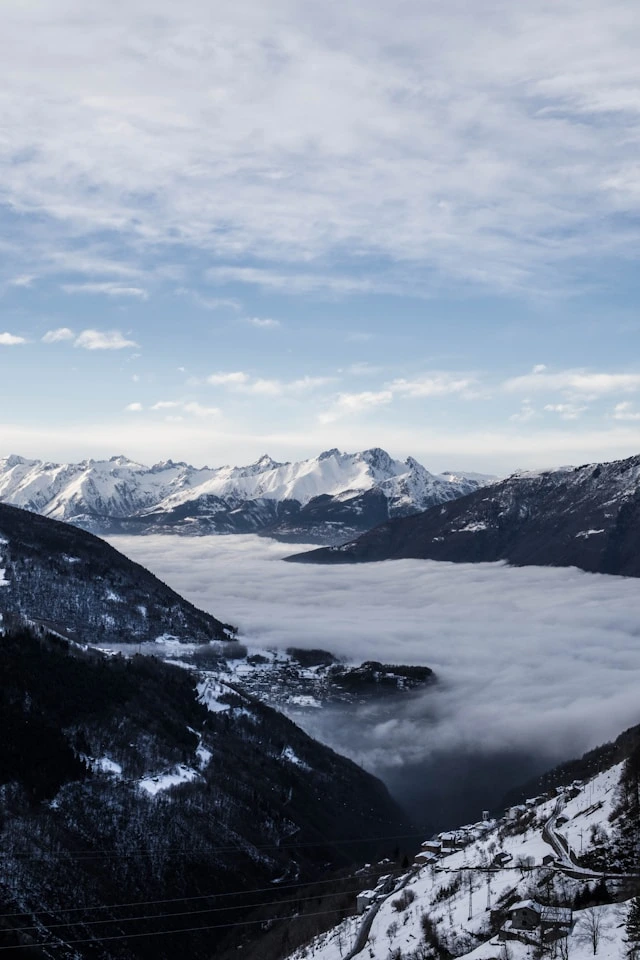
0, 502, 233, 643
0, 625, 412, 959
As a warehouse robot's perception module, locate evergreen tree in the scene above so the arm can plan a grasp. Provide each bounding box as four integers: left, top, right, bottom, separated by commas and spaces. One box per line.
626, 897, 640, 960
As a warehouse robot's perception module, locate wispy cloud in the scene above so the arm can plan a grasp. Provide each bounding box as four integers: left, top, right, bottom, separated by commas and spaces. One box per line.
0, 332, 26, 346
245, 316, 281, 329
4, 1, 640, 295
544, 402, 587, 420
504, 367, 640, 398
319, 390, 393, 423
207, 371, 331, 396
62, 283, 148, 300
150, 399, 220, 418
390, 374, 477, 398
42, 327, 74, 343
74, 329, 138, 350
125, 402, 143, 412
613, 401, 640, 421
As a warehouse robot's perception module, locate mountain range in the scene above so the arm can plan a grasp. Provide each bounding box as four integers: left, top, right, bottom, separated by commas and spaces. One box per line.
291, 452, 640, 578
0, 449, 494, 543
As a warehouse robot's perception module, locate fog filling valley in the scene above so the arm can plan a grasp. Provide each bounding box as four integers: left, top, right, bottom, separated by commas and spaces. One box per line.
111, 534, 640, 829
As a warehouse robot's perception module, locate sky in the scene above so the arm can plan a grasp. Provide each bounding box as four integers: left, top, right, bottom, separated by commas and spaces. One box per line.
112, 533, 640, 806
2, 0, 640, 473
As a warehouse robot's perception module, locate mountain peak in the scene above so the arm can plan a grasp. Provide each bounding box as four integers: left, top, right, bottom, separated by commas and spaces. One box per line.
318, 448, 341, 461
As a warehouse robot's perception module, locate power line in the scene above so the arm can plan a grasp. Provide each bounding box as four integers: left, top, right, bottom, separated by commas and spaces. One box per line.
0, 870, 385, 920
2, 885, 371, 936
0, 907, 357, 951
0, 830, 424, 861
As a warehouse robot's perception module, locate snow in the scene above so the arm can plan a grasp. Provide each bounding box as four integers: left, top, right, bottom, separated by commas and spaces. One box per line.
0, 567, 9, 586
138, 764, 201, 795
280, 746, 311, 769
93, 757, 122, 776
575, 529, 605, 538
454, 521, 489, 532
287, 695, 322, 708
285, 762, 635, 960
0, 449, 490, 522
197, 677, 231, 713
196, 743, 212, 768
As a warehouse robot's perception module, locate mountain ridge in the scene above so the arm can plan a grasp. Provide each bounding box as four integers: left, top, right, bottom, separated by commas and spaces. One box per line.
287, 451, 640, 577
0, 449, 495, 544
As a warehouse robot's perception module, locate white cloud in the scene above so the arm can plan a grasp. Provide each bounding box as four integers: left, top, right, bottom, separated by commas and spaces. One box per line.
390, 374, 476, 398
509, 404, 536, 422
5, 1, 640, 294
150, 400, 219, 418
319, 389, 393, 423
42, 327, 74, 343
246, 316, 281, 329
206, 371, 330, 396
181, 401, 220, 418
544, 403, 587, 420
125, 402, 143, 412
74, 329, 138, 350
175, 288, 241, 311
504, 367, 640, 398
0, 332, 27, 345
207, 371, 250, 386
8, 274, 34, 288
62, 282, 148, 299
613, 401, 640, 421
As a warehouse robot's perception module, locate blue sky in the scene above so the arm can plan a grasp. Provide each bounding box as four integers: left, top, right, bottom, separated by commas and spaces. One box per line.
2, 0, 640, 472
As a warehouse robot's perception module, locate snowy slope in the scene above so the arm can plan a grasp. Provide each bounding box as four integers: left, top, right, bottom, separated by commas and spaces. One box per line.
285, 758, 638, 960
0, 450, 494, 540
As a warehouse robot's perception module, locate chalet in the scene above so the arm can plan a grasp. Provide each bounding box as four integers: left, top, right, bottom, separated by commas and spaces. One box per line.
413, 851, 437, 866
356, 890, 376, 914
500, 900, 573, 944
506, 804, 527, 821
421, 840, 442, 855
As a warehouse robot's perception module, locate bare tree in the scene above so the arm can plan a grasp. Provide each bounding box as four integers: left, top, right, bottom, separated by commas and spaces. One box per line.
576, 908, 609, 955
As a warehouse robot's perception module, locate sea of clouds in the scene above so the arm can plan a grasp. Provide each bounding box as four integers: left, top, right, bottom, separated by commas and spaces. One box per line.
111, 534, 640, 822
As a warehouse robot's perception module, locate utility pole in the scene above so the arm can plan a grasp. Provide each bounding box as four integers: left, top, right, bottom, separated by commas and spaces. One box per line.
468, 873, 473, 921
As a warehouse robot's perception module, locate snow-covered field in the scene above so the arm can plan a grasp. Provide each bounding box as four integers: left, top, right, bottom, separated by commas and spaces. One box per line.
111, 534, 640, 777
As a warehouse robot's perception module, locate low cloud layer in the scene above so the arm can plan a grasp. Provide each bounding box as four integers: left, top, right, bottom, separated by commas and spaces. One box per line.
112, 534, 640, 783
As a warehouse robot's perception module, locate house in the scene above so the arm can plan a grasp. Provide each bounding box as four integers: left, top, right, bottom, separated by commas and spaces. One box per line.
374, 875, 395, 895
492, 851, 513, 867
506, 804, 527, 821
356, 891, 376, 914
500, 900, 573, 944
414, 851, 436, 866
421, 840, 442, 855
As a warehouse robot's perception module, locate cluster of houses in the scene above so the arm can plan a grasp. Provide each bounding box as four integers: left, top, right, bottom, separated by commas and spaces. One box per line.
356, 785, 585, 925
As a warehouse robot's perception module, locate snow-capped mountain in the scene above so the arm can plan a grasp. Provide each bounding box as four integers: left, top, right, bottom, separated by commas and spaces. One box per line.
283, 721, 640, 960
291, 452, 640, 575
0, 449, 494, 543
